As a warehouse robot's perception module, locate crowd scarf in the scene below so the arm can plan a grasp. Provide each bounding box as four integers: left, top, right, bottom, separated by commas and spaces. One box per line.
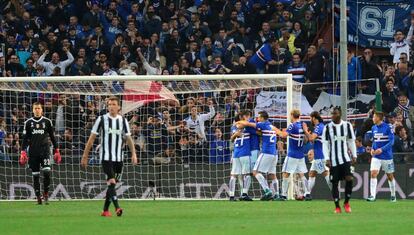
399, 100, 410, 118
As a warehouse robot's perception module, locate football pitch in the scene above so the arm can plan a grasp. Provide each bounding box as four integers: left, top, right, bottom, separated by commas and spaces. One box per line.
1, 200, 414, 235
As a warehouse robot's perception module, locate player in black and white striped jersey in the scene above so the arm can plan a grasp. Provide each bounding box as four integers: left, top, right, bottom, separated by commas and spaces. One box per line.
81, 96, 138, 217
322, 107, 357, 214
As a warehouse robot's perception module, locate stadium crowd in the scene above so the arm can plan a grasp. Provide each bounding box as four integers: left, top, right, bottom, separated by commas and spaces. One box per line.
0, 0, 413, 164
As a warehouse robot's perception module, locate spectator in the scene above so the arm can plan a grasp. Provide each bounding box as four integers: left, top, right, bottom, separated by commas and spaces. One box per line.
394, 92, 414, 132
165, 29, 186, 66
6, 54, 25, 76
300, 10, 317, 44
382, 77, 399, 114
390, 20, 413, 64
59, 128, 79, 156
153, 146, 182, 164
279, 29, 296, 55
143, 115, 168, 156
137, 47, 161, 75
303, 45, 324, 105
393, 126, 413, 157
346, 49, 362, 97
400, 70, 414, 105
184, 102, 215, 142
356, 136, 370, 163
360, 48, 381, 94
287, 53, 306, 83
249, 38, 280, 74
209, 128, 230, 164
37, 47, 74, 75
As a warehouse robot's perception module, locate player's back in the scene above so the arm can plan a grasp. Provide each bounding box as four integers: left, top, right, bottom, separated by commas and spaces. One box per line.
313, 122, 325, 160
247, 118, 260, 151
232, 126, 251, 158
287, 121, 305, 158
256, 121, 276, 155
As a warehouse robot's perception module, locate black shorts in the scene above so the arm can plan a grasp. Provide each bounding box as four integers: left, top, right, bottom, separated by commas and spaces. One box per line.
102, 161, 123, 181
330, 162, 353, 182
29, 154, 51, 173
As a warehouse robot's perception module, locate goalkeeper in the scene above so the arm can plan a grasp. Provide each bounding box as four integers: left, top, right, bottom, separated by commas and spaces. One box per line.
19, 102, 61, 205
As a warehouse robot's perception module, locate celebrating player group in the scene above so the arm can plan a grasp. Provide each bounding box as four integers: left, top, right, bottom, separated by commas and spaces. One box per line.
230, 107, 397, 213
18, 98, 396, 215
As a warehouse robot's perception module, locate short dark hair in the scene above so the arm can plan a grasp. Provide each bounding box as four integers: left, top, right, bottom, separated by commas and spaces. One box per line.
258, 111, 269, 120
333, 106, 342, 114
107, 96, 120, 105
32, 102, 42, 107
310, 111, 323, 123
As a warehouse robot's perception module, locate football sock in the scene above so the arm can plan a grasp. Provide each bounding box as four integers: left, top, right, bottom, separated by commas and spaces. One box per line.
370, 178, 377, 198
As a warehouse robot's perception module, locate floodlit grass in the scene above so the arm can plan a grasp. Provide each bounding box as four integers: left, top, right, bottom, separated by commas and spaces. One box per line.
1, 200, 414, 235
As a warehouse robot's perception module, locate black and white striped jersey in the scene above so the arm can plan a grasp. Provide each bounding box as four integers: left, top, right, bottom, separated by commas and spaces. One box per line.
322, 120, 357, 167
91, 113, 131, 162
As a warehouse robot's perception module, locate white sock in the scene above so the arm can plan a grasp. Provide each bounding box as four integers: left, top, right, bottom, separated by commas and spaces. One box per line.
255, 173, 269, 191
229, 176, 236, 197
308, 177, 316, 193
388, 179, 396, 197
370, 178, 377, 198
282, 177, 289, 197
237, 175, 244, 196
270, 179, 279, 195
301, 176, 310, 195
325, 175, 332, 191
243, 175, 251, 194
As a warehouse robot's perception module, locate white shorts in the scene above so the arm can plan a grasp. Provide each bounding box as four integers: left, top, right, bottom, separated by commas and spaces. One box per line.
250, 150, 259, 171
310, 159, 329, 174
282, 156, 308, 174
231, 156, 252, 175
253, 153, 278, 174
370, 158, 395, 174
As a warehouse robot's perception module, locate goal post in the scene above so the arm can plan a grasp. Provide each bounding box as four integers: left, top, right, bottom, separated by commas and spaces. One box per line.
0, 74, 303, 200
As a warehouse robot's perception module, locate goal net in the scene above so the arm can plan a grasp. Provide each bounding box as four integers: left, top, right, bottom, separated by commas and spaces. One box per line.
0, 74, 304, 200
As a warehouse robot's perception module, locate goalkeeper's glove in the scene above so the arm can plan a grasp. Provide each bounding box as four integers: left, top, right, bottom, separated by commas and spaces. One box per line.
54, 149, 62, 164
19, 151, 28, 166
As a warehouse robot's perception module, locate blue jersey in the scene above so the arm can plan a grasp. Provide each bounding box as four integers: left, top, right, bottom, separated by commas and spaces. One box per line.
249, 43, 272, 70
286, 121, 305, 159
372, 122, 394, 160
313, 123, 325, 159
246, 118, 260, 151
357, 146, 366, 155
231, 126, 251, 158
256, 121, 277, 155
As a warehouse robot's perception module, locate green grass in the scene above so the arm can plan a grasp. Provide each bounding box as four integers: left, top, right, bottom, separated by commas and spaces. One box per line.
1, 200, 414, 235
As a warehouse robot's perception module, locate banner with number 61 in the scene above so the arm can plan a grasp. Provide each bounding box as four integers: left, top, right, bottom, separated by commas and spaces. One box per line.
334, 0, 413, 48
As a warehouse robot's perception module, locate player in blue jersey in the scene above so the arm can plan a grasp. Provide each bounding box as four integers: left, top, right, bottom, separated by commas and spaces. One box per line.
239, 111, 259, 201
247, 114, 260, 172
237, 111, 279, 201
303, 111, 332, 200
228, 112, 253, 201
274, 109, 310, 201
367, 112, 396, 202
